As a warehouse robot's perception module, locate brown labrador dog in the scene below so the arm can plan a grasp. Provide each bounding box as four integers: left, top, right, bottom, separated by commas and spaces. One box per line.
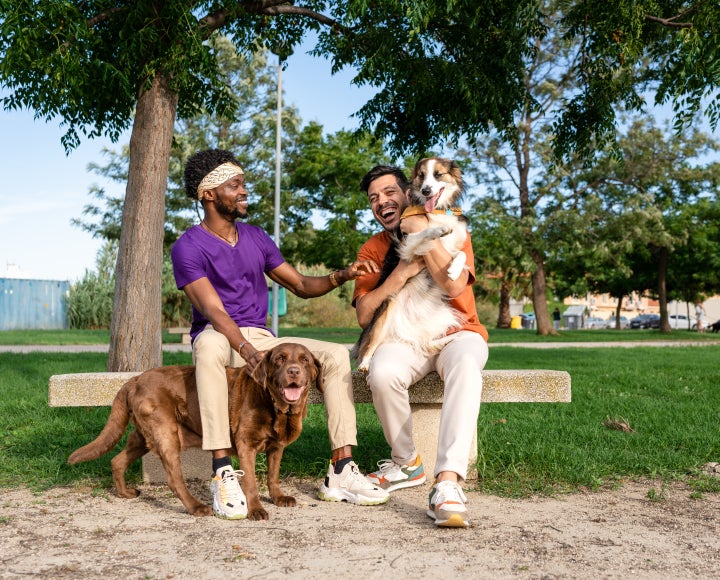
68, 343, 323, 520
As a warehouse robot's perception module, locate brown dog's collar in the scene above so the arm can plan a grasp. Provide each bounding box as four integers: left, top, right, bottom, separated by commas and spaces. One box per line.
400, 206, 463, 219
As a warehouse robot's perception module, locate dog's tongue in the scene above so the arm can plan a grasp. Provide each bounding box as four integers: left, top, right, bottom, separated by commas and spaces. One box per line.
283, 386, 303, 402
424, 189, 443, 213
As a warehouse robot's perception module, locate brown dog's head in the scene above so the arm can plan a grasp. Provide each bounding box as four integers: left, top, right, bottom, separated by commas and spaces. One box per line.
250, 343, 323, 414
410, 157, 464, 211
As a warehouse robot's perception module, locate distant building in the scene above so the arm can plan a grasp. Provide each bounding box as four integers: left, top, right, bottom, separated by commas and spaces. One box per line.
562, 292, 720, 324
509, 291, 719, 326
0, 277, 70, 330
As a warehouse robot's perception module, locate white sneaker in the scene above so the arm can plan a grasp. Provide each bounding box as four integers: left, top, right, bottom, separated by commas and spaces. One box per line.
368, 456, 427, 492
427, 480, 470, 527
210, 466, 247, 520
318, 460, 390, 505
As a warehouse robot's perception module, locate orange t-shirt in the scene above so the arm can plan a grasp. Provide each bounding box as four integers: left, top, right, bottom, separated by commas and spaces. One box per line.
353, 230, 488, 342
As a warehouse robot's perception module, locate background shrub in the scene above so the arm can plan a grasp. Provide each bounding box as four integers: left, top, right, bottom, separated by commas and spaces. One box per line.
280, 264, 359, 328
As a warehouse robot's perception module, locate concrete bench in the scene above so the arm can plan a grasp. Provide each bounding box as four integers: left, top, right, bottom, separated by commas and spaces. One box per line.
50, 369, 570, 483
167, 327, 191, 345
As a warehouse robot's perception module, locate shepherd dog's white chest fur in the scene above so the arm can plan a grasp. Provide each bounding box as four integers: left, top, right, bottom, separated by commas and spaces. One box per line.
352, 157, 468, 371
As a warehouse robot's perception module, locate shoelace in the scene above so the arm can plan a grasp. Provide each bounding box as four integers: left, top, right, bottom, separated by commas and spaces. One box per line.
220, 469, 245, 502
346, 463, 373, 487
375, 459, 397, 473
433, 481, 467, 506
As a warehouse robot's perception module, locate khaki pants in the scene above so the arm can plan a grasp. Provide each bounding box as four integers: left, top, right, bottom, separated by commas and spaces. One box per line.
366, 331, 489, 480
192, 326, 357, 452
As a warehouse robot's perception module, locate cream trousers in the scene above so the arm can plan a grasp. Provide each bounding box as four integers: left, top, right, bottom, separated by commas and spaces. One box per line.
366, 331, 489, 480
192, 326, 357, 452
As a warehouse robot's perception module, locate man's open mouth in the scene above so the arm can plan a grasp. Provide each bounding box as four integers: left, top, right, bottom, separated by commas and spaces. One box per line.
380, 205, 397, 220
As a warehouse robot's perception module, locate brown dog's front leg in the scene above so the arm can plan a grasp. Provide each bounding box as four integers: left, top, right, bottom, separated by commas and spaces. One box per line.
237, 447, 267, 520
154, 439, 212, 517
266, 446, 295, 508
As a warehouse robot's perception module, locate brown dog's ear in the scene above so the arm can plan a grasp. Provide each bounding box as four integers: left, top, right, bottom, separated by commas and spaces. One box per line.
313, 354, 324, 394
249, 349, 273, 388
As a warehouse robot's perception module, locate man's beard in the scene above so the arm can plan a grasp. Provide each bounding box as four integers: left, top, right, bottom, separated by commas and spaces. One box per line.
217, 200, 247, 220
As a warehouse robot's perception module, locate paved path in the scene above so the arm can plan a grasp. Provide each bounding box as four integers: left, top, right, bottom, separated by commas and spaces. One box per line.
1, 340, 718, 353
0, 344, 191, 353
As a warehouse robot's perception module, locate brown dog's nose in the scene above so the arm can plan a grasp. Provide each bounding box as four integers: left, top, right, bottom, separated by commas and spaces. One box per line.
286, 365, 301, 379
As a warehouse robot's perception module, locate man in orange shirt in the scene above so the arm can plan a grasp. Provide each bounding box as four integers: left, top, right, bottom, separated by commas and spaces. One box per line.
353, 165, 489, 528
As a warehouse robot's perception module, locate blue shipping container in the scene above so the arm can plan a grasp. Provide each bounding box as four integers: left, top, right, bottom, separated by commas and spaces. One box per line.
0, 278, 69, 330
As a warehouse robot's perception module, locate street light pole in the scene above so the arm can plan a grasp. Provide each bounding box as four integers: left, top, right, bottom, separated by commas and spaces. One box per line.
271, 56, 282, 336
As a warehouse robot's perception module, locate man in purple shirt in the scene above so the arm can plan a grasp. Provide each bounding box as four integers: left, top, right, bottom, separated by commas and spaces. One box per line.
171, 149, 388, 519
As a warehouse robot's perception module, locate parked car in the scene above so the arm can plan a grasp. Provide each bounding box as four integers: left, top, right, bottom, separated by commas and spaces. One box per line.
607, 316, 630, 329
668, 314, 694, 330
629, 313, 661, 329
584, 316, 608, 329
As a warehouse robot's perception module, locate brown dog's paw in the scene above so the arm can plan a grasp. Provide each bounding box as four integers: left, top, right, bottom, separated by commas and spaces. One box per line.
248, 507, 269, 521
115, 488, 140, 499
273, 495, 296, 508
189, 504, 214, 517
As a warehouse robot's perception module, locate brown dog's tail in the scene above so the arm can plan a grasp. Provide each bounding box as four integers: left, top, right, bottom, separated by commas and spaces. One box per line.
67, 380, 134, 464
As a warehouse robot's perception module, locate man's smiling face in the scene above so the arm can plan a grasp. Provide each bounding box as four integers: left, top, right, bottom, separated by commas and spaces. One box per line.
367, 174, 411, 232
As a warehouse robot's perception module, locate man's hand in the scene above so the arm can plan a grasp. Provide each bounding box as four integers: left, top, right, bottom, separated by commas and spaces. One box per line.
396, 256, 426, 281
400, 214, 429, 234
342, 259, 381, 281
241, 345, 264, 374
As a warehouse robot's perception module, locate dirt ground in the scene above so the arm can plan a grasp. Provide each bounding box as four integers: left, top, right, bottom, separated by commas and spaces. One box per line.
2, 471, 719, 580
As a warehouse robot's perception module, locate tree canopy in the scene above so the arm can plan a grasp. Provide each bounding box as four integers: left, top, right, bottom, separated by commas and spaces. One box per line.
2, 0, 718, 366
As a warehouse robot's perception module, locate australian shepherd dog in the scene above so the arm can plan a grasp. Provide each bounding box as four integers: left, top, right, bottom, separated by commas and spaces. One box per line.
352, 157, 468, 371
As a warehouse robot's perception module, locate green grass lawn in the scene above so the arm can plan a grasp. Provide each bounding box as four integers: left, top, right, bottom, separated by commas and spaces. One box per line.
1, 345, 719, 500
3, 326, 720, 346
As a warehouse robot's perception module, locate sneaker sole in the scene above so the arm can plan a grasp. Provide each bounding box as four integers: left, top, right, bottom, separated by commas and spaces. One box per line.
213, 508, 247, 520
426, 509, 469, 528
370, 474, 427, 493
318, 486, 390, 506
211, 484, 248, 520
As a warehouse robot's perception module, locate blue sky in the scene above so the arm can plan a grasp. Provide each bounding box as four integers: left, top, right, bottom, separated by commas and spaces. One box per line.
0, 44, 376, 282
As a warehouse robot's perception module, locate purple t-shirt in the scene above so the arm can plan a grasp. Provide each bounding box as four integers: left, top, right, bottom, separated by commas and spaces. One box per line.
171, 222, 285, 341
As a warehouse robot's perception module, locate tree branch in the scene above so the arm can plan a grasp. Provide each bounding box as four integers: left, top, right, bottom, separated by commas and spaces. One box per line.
645, 15, 693, 29
198, 8, 230, 35
261, 5, 342, 29
86, 7, 125, 28
644, 0, 707, 30
199, 2, 346, 39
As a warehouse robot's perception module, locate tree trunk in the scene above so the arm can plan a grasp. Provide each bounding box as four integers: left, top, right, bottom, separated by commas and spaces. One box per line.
496, 277, 513, 328
613, 295, 624, 330
108, 74, 178, 371
530, 250, 554, 335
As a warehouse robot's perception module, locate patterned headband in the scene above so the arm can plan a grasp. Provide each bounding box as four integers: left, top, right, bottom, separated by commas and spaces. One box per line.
197, 162, 244, 199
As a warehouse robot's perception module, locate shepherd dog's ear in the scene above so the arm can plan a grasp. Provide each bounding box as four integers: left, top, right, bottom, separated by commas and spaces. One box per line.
249, 349, 273, 388
312, 354, 324, 394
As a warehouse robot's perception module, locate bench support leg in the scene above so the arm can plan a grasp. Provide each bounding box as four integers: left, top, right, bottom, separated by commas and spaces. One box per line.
141, 404, 479, 485
142, 448, 211, 484
411, 403, 478, 482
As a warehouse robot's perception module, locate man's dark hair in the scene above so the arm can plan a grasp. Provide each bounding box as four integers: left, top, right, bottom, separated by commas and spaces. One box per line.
359, 165, 410, 193
184, 149, 241, 200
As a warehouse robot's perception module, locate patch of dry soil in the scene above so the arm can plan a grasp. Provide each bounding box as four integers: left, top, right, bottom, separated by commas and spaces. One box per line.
1, 478, 718, 579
